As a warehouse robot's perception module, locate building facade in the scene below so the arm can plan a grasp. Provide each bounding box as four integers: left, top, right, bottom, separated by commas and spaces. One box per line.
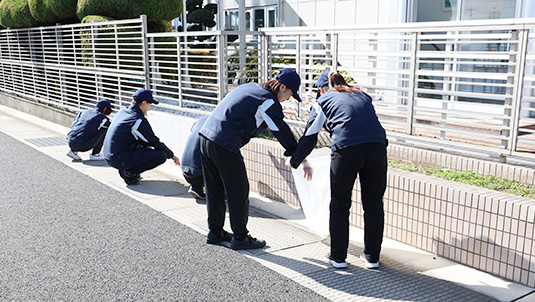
219, 0, 535, 30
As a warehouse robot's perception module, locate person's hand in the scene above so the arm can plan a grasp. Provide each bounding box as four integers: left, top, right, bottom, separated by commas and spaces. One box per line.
302, 159, 313, 181
172, 155, 180, 165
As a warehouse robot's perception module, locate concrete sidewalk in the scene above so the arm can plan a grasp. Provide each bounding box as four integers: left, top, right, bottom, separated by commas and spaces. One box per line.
1, 104, 533, 302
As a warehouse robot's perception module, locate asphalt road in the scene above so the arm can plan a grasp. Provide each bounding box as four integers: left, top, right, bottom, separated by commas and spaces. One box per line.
0, 131, 328, 301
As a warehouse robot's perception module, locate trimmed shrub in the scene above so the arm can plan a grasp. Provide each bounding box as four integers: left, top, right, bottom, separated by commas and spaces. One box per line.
28, 0, 57, 23
49, 0, 77, 20
28, 0, 77, 24
0, 0, 39, 28
77, 0, 182, 22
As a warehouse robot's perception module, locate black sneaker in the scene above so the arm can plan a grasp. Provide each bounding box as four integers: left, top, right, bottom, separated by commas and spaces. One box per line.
231, 235, 266, 250
207, 230, 233, 244
119, 169, 140, 185
188, 185, 206, 199
326, 253, 348, 269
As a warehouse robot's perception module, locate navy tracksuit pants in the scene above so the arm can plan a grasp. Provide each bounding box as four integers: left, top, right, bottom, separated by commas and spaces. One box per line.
329, 142, 387, 263
199, 135, 250, 239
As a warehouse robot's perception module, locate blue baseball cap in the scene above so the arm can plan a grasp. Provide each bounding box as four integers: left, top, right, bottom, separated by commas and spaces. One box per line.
317, 70, 331, 88
133, 88, 159, 104
96, 99, 111, 109
276, 68, 302, 102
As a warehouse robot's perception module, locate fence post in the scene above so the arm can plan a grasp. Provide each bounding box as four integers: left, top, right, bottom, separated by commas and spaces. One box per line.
332, 33, 338, 72
176, 36, 183, 107
296, 34, 302, 117
140, 15, 151, 89
218, 32, 226, 103
261, 32, 268, 83
501, 29, 521, 159
55, 24, 65, 106
509, 28, 529, 155
406, 32, 418, 135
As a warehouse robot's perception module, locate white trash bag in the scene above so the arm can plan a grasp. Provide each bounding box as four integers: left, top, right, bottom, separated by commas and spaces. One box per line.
290, 148, 331, 237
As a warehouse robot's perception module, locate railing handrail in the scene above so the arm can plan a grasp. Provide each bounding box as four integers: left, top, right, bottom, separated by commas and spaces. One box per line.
260, 17, 535, 34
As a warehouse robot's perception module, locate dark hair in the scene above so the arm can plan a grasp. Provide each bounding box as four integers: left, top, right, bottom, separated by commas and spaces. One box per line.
328, 72, 361, 93
263, 70, 284, 95
132, 94, 144, 105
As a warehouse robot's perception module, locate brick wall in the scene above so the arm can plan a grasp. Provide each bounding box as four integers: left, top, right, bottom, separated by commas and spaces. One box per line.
243, 138, 535, 287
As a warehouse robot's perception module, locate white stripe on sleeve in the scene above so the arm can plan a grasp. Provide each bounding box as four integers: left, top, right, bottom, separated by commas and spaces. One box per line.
131, 119, 149, 142
98, 118, 108, 130
255, 99, 279, 131
305, 103, 327, 136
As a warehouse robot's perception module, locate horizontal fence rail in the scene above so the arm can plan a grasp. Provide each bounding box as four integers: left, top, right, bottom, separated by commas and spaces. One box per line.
0, 16, 534, 162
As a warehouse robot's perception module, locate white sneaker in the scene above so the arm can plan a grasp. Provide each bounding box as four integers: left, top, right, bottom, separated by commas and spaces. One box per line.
326, 254, 348, 269
67, 150, 81, 160
89, 153, 105, 161
360, 254, 379, 269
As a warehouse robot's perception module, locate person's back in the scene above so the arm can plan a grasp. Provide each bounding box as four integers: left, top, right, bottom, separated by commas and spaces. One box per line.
200, 83, 277, 154
68, 109, 108, 144
317, 90, 386, 151
66, 99, 111, 161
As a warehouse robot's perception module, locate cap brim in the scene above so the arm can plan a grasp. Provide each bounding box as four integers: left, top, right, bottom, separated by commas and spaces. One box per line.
150, 99, 159, 104
292, 92, 302, 102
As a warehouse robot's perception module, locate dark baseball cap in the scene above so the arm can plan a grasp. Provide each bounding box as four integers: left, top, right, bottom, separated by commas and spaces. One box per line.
134, 88, 159, 104
96, 99, 111, 109
276, 68, 302, 102
317, 70, 331, 88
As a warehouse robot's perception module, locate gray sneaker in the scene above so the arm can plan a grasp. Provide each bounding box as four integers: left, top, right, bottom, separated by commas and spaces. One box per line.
89, 153, 105, 161
231, 235, 266, 250
67, 150, 81, 161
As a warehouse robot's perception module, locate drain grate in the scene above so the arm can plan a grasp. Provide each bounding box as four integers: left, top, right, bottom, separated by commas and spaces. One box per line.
26, 136, 67, 147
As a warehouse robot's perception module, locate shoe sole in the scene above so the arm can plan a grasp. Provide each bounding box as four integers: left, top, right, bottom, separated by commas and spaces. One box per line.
231, 241, 266, 250
188, 190, 205, 200
67, 154, 81, 161
326, 254, 348, 269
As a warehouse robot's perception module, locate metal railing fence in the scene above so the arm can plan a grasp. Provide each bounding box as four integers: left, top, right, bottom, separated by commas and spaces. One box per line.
0, 16, 534, 162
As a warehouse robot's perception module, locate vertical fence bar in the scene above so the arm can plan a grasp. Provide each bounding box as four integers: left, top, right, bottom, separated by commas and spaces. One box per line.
40, 28, 50, 102
332, 33, 338, 73
509, 28, 529, 154
406, 32, 418, 135
176, 36, 183, 107
140, 15, 151, 89
260, 32, 268, 83
55, 25, 65, 105
28, 30, 37, 98
218, 32, 226, 103
502, 29, 519, 157
296, 34, 302, 117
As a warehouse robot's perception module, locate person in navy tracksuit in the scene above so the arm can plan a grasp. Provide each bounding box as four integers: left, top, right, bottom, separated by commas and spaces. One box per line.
181, 116, 208, 200
66, 99, 112, 161
290, 71, 388, 269
103, 88, 180, 185
199, 68, 303, 250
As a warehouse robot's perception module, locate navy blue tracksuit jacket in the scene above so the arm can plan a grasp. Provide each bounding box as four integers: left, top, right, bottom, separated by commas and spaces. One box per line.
103, 104, 174, 162
67, 108, 110, 151
290, 90, 387, 168
199, 83, 297, 155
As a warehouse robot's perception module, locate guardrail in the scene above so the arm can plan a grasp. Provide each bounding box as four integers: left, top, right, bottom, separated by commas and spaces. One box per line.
0, 16, 534, 163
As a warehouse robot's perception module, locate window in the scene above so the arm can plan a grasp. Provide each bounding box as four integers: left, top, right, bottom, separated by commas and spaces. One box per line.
412, 0, 519, 22
225, 6, 277, 31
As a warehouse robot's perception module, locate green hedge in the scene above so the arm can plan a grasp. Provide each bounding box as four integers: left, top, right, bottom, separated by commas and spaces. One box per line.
0, 0, 181, 28
77, 0, 182, 22
0, 0, 39, 28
